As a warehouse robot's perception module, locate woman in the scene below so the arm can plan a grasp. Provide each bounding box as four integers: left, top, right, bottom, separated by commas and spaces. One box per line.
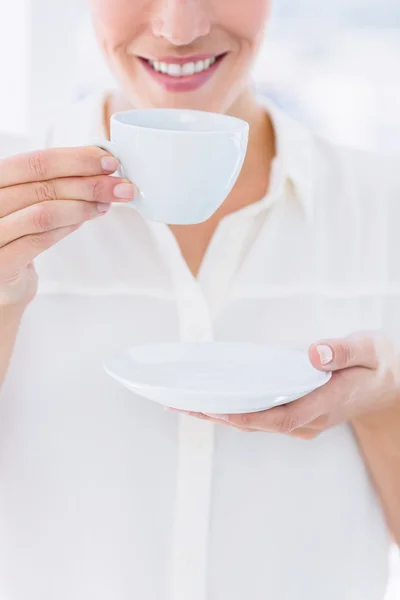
0, 1, 399, 599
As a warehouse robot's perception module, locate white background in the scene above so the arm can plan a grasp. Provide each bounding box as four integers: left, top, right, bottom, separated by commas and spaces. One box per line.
0, 0, 399, 597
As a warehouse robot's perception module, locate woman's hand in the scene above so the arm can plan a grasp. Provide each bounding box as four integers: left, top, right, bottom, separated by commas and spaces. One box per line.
0, 147, 134, 307
170, 332, 400, 438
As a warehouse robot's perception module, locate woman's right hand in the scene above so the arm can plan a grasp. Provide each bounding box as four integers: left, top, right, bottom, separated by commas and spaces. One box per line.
0, 146, 134, 307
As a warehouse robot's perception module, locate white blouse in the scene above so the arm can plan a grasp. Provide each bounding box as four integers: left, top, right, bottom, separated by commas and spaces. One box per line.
1, 92, 399, 600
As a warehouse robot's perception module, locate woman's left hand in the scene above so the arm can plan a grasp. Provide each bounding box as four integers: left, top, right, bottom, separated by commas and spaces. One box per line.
169, 332, 400, 439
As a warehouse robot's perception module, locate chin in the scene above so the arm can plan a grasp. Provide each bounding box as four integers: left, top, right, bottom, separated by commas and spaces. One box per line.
139, 93, 229, 113
118, 52, 244, 114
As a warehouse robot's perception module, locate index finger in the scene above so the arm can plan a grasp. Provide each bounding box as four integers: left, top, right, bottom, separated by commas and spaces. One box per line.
0, 146, 119, 189
225, 375, 342, 432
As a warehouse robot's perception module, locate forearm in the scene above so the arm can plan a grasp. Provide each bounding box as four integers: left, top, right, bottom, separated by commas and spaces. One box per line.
353, 403, 400, 546
0, 303, 25, 388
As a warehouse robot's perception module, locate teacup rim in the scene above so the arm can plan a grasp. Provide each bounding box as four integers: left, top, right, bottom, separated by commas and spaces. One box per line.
111, 108, 249, 135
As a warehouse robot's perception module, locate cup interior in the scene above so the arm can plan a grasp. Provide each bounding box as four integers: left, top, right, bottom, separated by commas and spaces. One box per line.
113, 108, 247, 134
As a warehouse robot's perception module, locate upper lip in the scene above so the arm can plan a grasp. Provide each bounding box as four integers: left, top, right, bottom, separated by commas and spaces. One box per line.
139, 53, 225, 64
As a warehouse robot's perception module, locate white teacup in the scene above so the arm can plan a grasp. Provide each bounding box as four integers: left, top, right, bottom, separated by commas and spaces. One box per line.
94, 108, 249, 225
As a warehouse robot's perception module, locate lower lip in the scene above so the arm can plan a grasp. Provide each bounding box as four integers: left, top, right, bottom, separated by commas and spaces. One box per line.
139, 56, 224, 92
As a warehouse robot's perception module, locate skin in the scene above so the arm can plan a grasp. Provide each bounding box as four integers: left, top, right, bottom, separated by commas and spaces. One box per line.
90, 0, 274, 275
0, 0, 399, 544
90, 0, 271, 113
0, 148, 134, 306
169, 333, 400, 542
168, 333, 400, 438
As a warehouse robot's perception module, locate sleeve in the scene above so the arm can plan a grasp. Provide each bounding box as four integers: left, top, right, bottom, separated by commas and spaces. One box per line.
380, 155, 400, 349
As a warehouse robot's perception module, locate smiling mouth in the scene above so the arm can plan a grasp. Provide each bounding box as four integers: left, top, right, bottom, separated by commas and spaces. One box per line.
138, 53, 227, 77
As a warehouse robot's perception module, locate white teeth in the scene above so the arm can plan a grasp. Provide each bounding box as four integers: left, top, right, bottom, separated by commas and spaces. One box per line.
148, 57, 218, 77
167, 63, 182, 77
195, 60, 205, 73
181, 61, 195, 76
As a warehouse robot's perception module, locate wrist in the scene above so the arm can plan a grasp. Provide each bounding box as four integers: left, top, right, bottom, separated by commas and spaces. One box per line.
0, 298, 28, 320
0, 293, 34, 312
0, 294, 28, 390
0, 269, 38, 309
353, 397, 400, 433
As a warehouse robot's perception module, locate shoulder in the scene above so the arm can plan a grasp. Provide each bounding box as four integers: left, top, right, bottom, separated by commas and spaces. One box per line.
263, 97, 400, 220
47, 91, 109, 148
268, 99, 400, 285
310, 137, 400, 279
308, 131, 400, 241
305, 132, 400, 290
309, 133, 400, 216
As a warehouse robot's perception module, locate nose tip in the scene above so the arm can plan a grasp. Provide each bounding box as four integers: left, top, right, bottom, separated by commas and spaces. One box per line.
152, 4, 211, 46
156, 23, 210, 46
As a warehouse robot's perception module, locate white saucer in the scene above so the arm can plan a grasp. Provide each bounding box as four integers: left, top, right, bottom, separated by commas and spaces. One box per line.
103, 342, 331, 414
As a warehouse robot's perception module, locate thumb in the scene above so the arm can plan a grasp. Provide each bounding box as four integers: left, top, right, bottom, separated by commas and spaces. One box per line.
309, 332, 379, 372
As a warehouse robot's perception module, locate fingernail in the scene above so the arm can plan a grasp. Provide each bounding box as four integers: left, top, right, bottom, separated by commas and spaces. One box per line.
101, 156, 119, 172
113, 183, 135, 199
97, 202, 111, 214
316, 344, 333, 365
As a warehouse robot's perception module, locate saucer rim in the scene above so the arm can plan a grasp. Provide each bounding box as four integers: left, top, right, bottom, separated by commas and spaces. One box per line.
103, 342, 332, 398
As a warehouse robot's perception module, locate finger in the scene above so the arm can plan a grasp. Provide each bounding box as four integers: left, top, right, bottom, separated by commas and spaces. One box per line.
309, 331, 381, 372
289, 428, 321, 440
223, 404, 305, 434
227, 365, 365, 433
224, 378, 338, 433
0, 200, 109, 248
0, 175, 134, 218
199, 412, 258, 431
0, 224, 82, 274
165, 408, 257, 432
0, 146, 119, 189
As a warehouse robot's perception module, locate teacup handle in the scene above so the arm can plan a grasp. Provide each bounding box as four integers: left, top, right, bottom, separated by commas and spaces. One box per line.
91, 138, 126, 179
